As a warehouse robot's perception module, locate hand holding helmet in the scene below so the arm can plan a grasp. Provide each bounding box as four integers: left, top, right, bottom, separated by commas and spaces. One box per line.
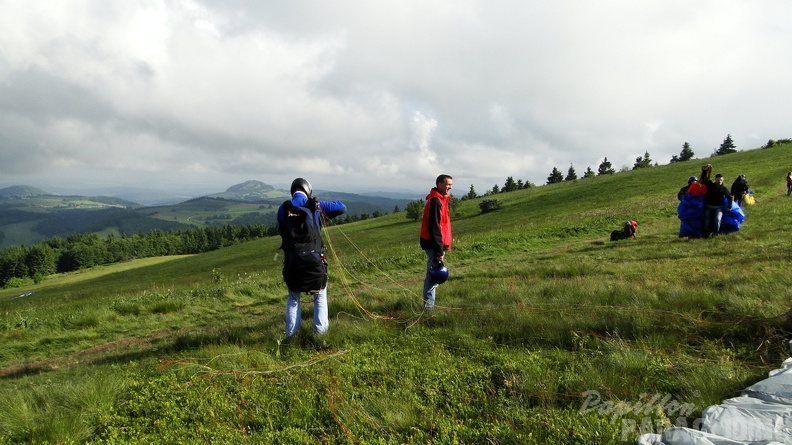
428, 259, 449, 284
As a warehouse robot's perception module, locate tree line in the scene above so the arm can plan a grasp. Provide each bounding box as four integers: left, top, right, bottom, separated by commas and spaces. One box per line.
401, 134, 753, 221
0, 224, 277, 288
543, 134, 738, 185
0, 207, 399, 289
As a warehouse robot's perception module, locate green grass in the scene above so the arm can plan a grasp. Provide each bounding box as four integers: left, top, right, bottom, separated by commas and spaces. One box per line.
2, 144, 792, 443
138, 200, 279, 227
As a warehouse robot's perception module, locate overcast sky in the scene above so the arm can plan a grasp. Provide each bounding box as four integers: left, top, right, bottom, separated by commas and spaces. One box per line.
1, 1, 790, 197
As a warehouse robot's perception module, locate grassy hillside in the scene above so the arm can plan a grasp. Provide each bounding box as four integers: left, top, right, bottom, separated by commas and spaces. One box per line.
1, 144, 792, 443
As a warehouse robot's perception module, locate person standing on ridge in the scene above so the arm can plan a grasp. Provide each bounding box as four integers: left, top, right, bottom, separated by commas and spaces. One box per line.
419, 174, 453, 310
277, 178, 346, 340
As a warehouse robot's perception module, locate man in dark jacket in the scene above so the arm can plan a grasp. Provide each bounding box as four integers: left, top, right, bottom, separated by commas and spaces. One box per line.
730, 175, 749, 207
702, 171, 733, 238
678, 176, 698, 200
277, 178, 346, 339
419, 174, 453, 310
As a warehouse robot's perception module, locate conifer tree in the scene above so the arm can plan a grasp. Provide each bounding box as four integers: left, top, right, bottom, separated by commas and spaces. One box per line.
503, 176, 519, 192
633, 151, 652, 169
466, 184, 477, 200
565, 164, 577, 181
670, 142, 694, 163
713, 134, 737, 156
679, 142, 694, 161
597, 158, 615, 175
547, 167, 564, 184
583, 166, 595, 178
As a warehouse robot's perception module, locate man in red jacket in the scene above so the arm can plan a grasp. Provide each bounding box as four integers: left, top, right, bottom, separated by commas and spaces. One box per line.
420, 174, 453, 310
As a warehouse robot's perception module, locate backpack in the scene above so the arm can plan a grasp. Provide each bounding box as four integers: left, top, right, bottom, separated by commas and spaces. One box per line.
610, 220, 637, 241
279, 198, 328, 292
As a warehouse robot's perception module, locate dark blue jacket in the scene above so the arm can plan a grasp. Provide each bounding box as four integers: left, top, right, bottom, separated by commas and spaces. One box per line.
277, 192, 346, 235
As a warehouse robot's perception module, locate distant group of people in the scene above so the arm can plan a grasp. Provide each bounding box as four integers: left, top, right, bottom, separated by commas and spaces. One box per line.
277, 174, 454, 340
677, 164, 746, 238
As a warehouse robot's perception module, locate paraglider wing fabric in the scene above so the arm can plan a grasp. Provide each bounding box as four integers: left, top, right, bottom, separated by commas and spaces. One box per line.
720, 202, 745, 234
637, 357, 792, 444
677, 194, 704, 238
700, 396, 792, 442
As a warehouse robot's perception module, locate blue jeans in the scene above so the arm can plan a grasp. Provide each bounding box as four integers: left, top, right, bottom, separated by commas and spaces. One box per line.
422, 249, 441, 309
703, 204, 723, 237
285, 286, 329, 338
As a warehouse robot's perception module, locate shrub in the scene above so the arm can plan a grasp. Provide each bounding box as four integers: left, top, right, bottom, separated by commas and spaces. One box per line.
479, 199, 502, 214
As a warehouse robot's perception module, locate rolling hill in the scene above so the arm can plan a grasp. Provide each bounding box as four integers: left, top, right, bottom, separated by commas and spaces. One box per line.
0, 180, 414, 249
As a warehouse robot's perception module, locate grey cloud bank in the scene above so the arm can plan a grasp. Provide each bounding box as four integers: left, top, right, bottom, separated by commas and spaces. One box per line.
1, 1, 790, 196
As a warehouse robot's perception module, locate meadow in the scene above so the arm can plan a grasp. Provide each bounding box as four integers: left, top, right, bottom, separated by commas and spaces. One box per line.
1, 144, 792, 444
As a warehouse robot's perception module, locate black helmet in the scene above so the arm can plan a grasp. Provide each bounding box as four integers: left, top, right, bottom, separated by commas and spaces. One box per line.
428, 259, 449, 284
687, 176, 697, 185
290, 178, 312, 197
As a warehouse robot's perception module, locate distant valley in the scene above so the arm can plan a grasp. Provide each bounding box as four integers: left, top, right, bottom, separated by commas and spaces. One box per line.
0, 180, 417, 249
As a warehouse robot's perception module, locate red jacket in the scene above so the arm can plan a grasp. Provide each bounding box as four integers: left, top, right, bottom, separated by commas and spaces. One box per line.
420, 188, 452, 256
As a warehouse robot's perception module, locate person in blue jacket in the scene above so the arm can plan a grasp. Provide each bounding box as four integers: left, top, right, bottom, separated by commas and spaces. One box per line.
277, 178, 346, 340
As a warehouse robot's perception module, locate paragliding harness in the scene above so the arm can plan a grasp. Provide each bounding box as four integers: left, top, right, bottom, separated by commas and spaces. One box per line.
610, 220, 637, 241
280, 198, 328, 293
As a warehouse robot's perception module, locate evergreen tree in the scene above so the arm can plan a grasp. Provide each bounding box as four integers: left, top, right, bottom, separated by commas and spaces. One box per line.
503, 176, 519, 192
466, 184, 477, 200
714, 134, 737, 156
633, 151, 653, 169
583, 166, 595, 178
565, 164, 578, 181
679, 142, 694, 161
597, 157, 615, 175
670, 143, 695, 163
547, 167, 564, 184
490, 184, 500, 194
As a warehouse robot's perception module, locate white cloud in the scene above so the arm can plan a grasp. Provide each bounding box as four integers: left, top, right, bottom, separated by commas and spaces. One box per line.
1, 0, 791, 195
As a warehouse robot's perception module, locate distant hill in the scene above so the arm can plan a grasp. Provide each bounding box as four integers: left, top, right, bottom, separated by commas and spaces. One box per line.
0, 185, 48, 198
227, 180, 274, 194
0, 180, 413, 249
205, 180, 412, 219
207, 180, 287, 201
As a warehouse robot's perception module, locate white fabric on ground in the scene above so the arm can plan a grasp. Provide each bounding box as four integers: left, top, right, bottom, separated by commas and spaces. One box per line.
636, 355, 792, 444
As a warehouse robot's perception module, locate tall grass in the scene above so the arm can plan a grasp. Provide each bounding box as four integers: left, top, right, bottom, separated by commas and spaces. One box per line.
1, 144, 792, 443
